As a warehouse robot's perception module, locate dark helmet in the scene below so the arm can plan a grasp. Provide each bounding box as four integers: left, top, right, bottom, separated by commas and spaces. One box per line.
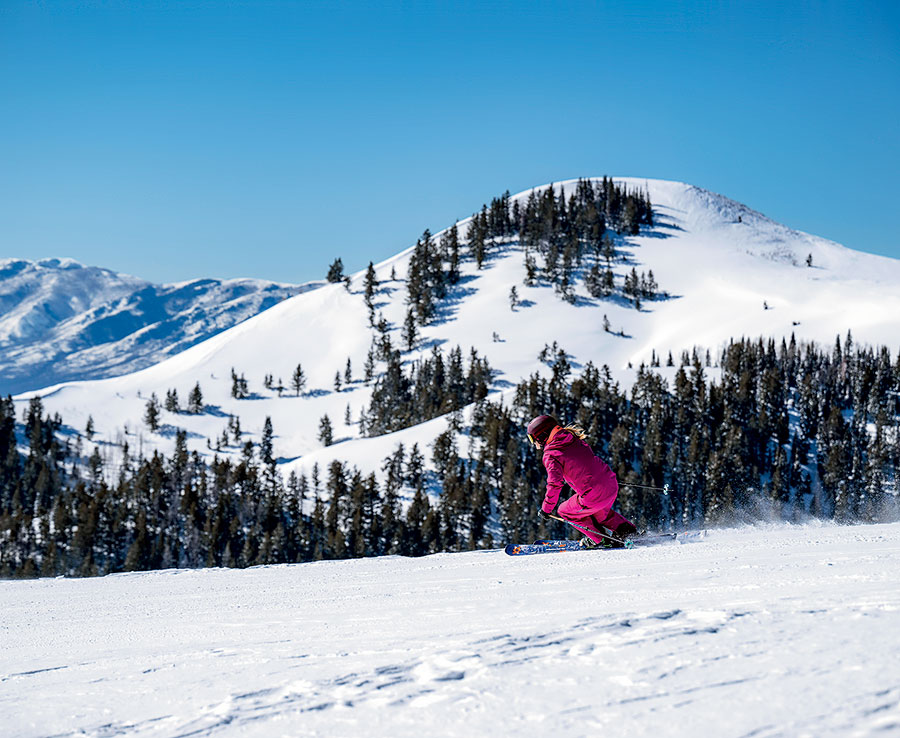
526, 414, 558, 447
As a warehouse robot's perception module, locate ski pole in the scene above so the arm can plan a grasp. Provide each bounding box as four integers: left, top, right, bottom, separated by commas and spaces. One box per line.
546, 513, 630, 547
623, 482, 670, 495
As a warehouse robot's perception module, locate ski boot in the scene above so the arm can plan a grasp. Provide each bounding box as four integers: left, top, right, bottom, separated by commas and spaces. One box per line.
613, 523, 639, 548
580, 535, 618, 550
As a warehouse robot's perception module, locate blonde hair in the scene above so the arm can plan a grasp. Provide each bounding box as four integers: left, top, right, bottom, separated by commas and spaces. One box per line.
564, 423, 587, 440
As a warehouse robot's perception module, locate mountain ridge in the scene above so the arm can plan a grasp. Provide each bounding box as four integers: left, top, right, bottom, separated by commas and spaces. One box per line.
0, 257, 317, 395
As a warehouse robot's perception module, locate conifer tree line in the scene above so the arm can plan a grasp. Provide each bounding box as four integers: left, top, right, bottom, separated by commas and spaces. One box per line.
0, 397, 482, 576
361, 345, 492, 436
391, 178, 657, 328
516, 178, 653, 303
480, 334, 899, 544
1, 332, 898, 577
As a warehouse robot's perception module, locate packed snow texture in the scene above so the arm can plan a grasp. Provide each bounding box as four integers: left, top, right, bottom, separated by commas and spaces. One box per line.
3, 522, 899, 737
13, 179, 900, 497
0, 258, 313, 395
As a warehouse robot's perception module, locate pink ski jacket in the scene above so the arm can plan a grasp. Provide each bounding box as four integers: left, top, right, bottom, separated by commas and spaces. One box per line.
540, 428, 619, 515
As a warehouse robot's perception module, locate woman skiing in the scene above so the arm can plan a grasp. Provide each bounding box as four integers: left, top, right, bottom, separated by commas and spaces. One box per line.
526, 414, 637, 548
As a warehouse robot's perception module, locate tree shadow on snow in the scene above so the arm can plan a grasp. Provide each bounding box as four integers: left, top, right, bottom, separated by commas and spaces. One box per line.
430, 276, 479, 327
157, 424, 205, 440
417, 337, 449, 352
641, 219, 683, 238
199, 404, 230, 418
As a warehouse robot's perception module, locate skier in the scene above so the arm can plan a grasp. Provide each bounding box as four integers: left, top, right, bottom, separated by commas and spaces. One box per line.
526, 414, 637, 548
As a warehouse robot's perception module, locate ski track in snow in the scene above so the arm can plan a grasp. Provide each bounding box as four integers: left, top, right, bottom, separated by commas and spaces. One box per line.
3, 523, 900, 737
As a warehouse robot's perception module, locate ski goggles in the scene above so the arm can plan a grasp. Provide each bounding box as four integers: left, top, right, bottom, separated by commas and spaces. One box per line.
526, 433, 539, 447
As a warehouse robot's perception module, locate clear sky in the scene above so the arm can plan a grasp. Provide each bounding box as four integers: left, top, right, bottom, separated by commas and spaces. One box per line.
1, 1, 898, 285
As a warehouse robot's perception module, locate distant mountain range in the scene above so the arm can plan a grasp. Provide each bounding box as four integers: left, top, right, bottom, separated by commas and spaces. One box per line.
0, 258, 317, 395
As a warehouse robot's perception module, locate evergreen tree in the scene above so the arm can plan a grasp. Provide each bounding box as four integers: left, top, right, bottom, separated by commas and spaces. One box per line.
467, 215, 486, 269
187, 383, 203, 414
165, 388, 180, 413
260, 416, 278, 492
601, 233, 616, 264
442, 224, 461, 284
291, 364, 306, 396
318, 415, 334, 447
230, 369, 249, 399
402, 308, 418, 351
407, 443, 425, 492
524, 252, 538, 286
584, 265, 604, 298
364, 347, 376, 384
144, 393, 161, 432
326, 258, 344, 283
363, 261, 378, 325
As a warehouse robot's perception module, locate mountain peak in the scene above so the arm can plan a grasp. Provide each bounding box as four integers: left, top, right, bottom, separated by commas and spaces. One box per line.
10, 177, 900, 491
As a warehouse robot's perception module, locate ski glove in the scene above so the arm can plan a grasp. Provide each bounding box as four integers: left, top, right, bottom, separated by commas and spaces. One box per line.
538, 510, 552, 522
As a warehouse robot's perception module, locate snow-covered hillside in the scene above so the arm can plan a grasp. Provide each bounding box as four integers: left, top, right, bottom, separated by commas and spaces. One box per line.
4, 522, 900, 737
0, 258, 315, 395
12, 178, 900, 489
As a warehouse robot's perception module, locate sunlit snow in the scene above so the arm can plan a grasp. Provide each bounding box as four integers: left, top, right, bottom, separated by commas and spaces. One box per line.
4, 522, 900, 736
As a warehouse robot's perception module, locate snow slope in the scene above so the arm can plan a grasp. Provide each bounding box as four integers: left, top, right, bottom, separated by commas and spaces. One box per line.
4, 522, 900, 737
12, 179, 900, 489
0, 258, 314, 395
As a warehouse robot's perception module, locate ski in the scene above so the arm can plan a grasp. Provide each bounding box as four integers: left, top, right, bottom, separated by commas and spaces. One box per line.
505, 531, 707, 556
672, 530, 708, 543
504, 541, 583, 556
532, 539, 580, 547
504, 538, 634, 555
539, 530, 707, 546
536, 534, 676, 547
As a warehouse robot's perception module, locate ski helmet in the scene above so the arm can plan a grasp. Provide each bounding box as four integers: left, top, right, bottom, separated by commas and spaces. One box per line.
526, 414, 558, 447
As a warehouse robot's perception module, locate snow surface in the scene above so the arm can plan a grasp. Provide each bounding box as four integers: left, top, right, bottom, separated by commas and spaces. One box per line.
3, 522, 900, 737
12, 178, 900, 501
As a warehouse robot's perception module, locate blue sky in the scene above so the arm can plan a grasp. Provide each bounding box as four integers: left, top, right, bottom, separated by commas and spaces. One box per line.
1, 1, 898, 284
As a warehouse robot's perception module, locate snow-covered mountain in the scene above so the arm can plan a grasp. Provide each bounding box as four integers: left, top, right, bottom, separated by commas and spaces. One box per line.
13, 178, 900, 489
0, 258, 316, 395
5, 521, 900, 737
